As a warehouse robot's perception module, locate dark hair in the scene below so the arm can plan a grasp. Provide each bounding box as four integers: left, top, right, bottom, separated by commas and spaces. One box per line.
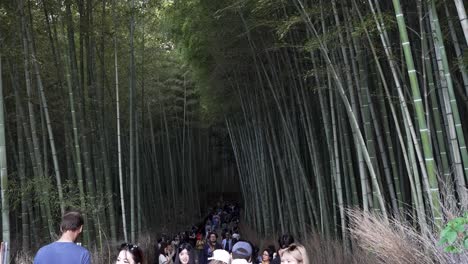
60, 211, 84, 232
262, 248, 274, 260
177, 242, 192, 253
278, 234, 294, 249
175, 243, 194, 264
119, 243, 144, 264
159, 242, 169, 256
267, 245, 276, 256
208, 232, 218, 239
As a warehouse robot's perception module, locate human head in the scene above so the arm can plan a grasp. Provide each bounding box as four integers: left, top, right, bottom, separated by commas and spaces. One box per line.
159, 242, 169, 256
174, 235, 181, 246
278, 234, 294, 249
176, 243, 193, 264
167, 244, 174, 254
231, 241, 252, 262
208, 249, 231, 264
208, 232, 218, 244
279, 244, 308, 264
262, 248, 273, 262
117, 243, 143, 264
60, 211, 84, 233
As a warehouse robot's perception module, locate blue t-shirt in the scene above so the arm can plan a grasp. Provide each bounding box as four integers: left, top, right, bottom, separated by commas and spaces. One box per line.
33, 242, 91, 264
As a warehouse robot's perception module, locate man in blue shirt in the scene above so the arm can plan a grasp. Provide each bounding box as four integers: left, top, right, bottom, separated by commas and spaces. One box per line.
34, 211, 91, 264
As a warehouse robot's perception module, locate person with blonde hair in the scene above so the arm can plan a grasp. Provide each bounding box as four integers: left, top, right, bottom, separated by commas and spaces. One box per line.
279, 244, 308, 264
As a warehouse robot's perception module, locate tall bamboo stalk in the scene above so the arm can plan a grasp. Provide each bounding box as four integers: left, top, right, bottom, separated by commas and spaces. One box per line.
295, 0, 388, 220
18, 0, 54, 239
352, 0, 426, 228
452, 0, 468, 45
129, 0, 137, 243
0, 36, 10, 264
443, 1, 468, 96
428, 0, 468, 196
114, 0, 127, 242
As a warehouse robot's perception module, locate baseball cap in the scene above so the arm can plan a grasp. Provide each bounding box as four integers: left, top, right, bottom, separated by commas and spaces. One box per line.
232, 241, 252, 258
208, 249, 231, 264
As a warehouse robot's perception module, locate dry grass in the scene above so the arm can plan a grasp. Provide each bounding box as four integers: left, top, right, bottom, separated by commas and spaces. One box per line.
348, 209, 468, 264
239, 218, 377, 264
13, 250, 33, 264
303, 233, 377, 264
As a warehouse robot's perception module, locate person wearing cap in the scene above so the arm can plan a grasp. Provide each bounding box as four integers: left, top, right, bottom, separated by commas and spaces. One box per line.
231, 241, 253, 264
208, 249, 231, 264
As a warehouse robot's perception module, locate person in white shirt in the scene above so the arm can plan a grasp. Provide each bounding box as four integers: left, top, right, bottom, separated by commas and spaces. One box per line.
222, 232, 233, 252
158, 242, 175, 264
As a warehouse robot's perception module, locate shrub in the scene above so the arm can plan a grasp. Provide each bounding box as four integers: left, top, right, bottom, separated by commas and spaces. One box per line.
348, 209, 468, 264
438, 213, 468, 253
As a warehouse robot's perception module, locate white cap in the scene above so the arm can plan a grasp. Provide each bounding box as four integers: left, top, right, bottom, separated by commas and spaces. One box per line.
208, 249, 231, 264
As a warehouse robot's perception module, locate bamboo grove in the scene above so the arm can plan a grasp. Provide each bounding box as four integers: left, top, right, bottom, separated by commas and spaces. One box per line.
0, 0, 467, 260
166, 0, 468, 243
0, 0, 241, 258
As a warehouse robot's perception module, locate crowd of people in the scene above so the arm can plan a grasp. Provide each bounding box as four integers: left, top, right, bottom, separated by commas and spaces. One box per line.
32, 203, 310, 264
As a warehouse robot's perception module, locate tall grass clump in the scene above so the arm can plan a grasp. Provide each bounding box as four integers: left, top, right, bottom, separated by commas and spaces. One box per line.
13, 250, 33, 264
348, 209, 468, 264
303, 233, 377, 264
240, 216, 377, 263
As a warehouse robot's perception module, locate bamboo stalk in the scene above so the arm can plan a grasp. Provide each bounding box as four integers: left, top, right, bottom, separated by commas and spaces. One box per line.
0, 37, 10, 264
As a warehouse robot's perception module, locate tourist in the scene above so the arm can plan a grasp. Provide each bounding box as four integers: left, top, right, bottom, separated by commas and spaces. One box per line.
271, 234, 294, 264
158, 242, 175, 264
260, 248, 273, 264
199, 232, 222, 264
175, 243, 194, 264
231, 241, 252, 264
279, 244, 308, 264
33, 211, 91, 264
207, 249, 231, 264
116, 243, 144, 264
221, 231, 233, 252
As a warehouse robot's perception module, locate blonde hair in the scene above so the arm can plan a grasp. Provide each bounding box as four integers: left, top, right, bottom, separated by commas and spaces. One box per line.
279, 243, 309, 264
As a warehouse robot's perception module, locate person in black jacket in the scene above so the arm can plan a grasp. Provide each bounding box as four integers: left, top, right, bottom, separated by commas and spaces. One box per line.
271, 234, 294, 264
199, 232, 222, 264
